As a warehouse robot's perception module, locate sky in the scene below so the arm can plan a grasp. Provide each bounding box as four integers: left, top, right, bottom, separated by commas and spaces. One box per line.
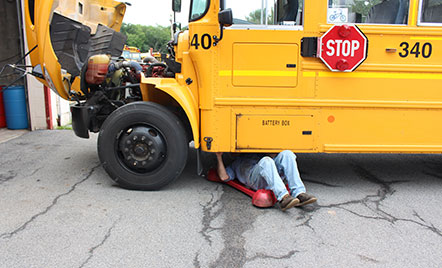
123, 0, 191, 26
122, 0, 265, 26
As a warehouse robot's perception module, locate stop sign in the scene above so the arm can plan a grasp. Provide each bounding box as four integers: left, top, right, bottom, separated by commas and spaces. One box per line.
319, 25, 368, 72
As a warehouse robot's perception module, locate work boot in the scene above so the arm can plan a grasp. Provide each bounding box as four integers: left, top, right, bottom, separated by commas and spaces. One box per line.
279, 194, 299, 211
295, 193, 317, 206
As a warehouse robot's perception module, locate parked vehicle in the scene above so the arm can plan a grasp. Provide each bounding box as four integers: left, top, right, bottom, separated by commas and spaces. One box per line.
24, 0, 442, 190
122, 45, 142, 62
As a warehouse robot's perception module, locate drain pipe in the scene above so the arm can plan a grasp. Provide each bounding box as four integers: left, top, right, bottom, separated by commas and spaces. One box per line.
43, 86, 53, 129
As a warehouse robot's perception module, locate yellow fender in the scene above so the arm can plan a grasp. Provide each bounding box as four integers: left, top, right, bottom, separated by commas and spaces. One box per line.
140, 78, 200, 148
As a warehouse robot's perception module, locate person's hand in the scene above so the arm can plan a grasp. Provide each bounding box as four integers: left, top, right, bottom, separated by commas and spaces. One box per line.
215, 152, 223, 158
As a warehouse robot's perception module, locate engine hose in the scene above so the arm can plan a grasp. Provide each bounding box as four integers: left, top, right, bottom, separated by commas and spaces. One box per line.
109, 61, 143, 73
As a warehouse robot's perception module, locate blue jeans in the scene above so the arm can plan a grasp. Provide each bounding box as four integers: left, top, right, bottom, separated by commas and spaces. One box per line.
248, 150, 306, 201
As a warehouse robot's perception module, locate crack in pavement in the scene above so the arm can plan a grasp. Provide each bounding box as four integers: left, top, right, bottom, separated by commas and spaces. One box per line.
193, 252, 201, 268
28, 167, 43, 177
0, 171, 17, 185
199, 185, 223, 246
358, 254, 381, 263
209, 186, 263, 268
246, 250, 299, 263
0, 164, 101, 240
79, 217, 120, 268
311, 163, 442, 238
295, 208, 316, 232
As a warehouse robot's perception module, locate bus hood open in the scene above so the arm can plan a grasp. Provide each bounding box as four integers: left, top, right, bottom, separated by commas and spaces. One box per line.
24, 0, 127, 99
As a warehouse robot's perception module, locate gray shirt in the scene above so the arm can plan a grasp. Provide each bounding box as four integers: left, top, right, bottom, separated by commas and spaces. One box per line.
225, 154, 265, 186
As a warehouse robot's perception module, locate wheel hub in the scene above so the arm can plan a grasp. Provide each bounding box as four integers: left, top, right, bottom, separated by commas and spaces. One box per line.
118, 126, 166, 172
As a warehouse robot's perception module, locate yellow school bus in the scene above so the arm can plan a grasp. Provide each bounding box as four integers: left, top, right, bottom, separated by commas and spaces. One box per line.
25, 0, 442, 190
122, 45, 142, 62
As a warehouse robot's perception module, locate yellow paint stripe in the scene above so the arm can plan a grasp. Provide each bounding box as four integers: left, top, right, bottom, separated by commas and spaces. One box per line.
219, 70, 297, 77
303, 72, 316, 77
303, 71, 442, 80
410, 37, 442, 40
219, 70, 231, 76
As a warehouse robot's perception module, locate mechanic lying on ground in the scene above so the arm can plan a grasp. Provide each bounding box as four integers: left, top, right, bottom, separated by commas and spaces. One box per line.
216, 150, 317, 211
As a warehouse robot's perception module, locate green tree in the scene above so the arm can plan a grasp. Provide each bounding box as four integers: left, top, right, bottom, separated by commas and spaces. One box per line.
120, 23, 171, 53
351, 0, 382, 16
246, 8, 274, 24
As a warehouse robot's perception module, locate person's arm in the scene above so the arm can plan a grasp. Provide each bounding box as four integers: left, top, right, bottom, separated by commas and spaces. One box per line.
215, 152, 230, 181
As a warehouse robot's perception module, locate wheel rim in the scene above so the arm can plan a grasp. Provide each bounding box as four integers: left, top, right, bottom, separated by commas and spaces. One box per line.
117, 125, 167, 173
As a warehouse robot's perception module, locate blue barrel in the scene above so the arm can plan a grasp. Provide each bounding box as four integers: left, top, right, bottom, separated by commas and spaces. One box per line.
0, 86, 6, 128
3, 85, 29, 129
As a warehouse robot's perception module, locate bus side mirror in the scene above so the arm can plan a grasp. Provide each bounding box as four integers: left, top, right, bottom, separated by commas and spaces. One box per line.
218, 8, 233, 26
214, 9, 232, 46
172, 0, 181, 13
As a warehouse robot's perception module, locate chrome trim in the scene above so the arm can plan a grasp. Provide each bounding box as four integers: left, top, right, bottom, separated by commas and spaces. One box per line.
417, 0, 442, 26
418, 22, 442, 26
227, 25, 303, 31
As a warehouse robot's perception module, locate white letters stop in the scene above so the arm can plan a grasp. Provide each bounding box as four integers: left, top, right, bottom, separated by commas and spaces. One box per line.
326, 40, 360, 57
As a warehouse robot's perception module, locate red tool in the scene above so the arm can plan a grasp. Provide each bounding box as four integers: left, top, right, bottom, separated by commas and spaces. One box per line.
207, 169, 279, 208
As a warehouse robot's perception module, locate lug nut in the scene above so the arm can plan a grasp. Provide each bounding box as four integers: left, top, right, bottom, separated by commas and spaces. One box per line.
148, 141, 153, 146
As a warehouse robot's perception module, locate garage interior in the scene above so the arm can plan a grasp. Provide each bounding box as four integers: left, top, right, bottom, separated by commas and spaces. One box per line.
0, 0, 71, 134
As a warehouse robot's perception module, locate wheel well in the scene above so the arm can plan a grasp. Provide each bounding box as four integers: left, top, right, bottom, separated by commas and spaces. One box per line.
144, 87, 194, 142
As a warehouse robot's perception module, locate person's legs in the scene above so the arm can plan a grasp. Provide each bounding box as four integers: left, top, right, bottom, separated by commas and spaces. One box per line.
273, 150, 306, 197
248, 156, 289, 201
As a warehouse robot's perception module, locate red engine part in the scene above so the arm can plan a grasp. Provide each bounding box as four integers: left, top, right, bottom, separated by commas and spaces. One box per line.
85, 56, 110, 85
151, 66, 165, 77
207, 169, 278, 208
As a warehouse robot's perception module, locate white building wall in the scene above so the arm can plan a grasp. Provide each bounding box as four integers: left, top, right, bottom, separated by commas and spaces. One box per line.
26, 76, 46, 130
50, 91, 72, 128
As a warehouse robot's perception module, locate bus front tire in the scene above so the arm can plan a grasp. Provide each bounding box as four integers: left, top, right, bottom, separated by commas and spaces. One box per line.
97, 102, 188, 190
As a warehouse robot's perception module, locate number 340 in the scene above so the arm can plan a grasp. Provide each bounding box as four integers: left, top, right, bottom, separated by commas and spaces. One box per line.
399, 42, 432, 58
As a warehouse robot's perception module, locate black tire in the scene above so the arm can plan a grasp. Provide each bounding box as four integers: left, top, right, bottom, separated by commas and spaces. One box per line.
97, 102, 188, 190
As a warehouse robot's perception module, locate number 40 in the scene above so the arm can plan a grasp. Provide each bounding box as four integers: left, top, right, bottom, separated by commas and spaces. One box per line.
191, 34, 212, 50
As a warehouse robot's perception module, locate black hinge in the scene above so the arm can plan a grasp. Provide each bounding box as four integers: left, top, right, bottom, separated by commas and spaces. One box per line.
301, 37, 318, 57
203, 137, 213, 150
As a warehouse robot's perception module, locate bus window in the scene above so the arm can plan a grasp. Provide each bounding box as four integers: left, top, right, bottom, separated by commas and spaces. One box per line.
122, 51, 130, 59
189, 0, 209, 22
328, 0, 409, 25
225, 0, 303, 26
420, 0, 442, 24
131, 52, 141, 61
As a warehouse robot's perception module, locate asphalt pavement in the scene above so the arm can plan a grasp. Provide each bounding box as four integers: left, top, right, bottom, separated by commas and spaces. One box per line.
0, 130, 441, 267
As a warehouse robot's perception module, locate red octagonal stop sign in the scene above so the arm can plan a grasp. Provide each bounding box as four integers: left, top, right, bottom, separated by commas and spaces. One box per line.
319, 25, 368, 72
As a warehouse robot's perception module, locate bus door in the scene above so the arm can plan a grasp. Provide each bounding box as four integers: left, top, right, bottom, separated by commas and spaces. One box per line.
216, 0, 315, 152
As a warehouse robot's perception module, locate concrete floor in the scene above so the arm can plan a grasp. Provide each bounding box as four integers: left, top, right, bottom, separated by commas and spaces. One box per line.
1, 130, 441, 267
0, 128, 29, 144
